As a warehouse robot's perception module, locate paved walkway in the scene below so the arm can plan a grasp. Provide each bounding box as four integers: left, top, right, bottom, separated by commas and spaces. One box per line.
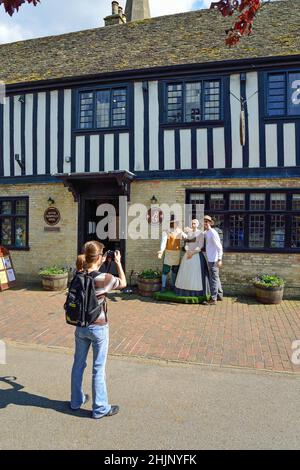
1, 284, 300, 373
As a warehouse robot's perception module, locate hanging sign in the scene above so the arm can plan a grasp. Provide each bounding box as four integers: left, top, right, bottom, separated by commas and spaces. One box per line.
147, 208, 164, 225
0, 246, 16, 291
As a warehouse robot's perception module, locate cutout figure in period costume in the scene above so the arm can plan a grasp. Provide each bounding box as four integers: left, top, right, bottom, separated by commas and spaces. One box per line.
174, 219, 210, 297
158, 216, 187, 292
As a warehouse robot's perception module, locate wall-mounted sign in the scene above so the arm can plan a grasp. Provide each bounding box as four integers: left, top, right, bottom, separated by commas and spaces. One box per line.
44, 227, 61, 232
0, 246, 16, 291
44, 207, 61, 226
147, 208, 164, 225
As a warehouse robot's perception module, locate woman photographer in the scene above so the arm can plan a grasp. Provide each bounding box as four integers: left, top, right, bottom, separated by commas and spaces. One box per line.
70, 241, 126, 419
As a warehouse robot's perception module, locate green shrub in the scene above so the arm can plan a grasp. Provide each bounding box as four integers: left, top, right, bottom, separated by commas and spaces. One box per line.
138, 269, 161, 279
39, 266, 68, 276
252, 274, 285, 289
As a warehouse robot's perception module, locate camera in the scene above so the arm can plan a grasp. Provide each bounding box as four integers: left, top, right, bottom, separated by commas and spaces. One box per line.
105, 250, 115, 261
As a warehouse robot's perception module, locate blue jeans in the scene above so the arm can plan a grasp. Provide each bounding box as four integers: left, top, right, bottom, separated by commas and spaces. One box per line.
208, 262, 223, 301
71, 324, 111, 419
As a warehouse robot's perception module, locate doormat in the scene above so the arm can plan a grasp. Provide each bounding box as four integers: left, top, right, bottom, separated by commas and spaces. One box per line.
153, 290, 209, 304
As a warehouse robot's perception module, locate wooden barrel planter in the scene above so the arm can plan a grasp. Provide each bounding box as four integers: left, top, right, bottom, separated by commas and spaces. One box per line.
137, 277, 161, 297
254, 285, 284, 305
41, 273, 68, 291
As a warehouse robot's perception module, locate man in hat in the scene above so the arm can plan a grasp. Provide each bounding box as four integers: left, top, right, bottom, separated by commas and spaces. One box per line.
158, 215, 187, 292
203, 215, 223, 305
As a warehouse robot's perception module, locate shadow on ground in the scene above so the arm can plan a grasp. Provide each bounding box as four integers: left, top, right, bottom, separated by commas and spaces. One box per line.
0, 376, 90, 419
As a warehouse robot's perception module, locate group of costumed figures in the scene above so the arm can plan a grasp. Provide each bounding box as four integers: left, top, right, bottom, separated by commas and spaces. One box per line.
157, 215, 223, 305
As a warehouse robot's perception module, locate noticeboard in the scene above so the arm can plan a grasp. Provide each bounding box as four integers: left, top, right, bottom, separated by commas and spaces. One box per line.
0, 246, 17, 291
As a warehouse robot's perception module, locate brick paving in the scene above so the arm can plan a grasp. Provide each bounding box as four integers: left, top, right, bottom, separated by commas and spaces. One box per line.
1, 284, 300, 373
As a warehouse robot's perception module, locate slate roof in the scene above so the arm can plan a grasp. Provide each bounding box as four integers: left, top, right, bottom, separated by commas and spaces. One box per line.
0, 0, 299, 85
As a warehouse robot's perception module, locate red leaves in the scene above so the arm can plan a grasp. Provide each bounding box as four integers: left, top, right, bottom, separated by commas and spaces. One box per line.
0, 0, 40, 16
210, 0, 262, 46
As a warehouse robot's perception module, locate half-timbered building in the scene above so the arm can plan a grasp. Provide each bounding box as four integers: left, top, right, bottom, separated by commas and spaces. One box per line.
0, 0, 299, 296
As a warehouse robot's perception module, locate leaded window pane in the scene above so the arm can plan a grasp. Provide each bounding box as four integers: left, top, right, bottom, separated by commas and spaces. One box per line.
167, 84, 182, 123
210, 194, 224, 211
185, 82, 201, 122
213, 215, 224, 245
229, 193, 245, 210
249, 215, 265, 248
79, 92, 93, 129
250, 193, 265, 210
288, 73, 300, 116
15, 218, 27, 248
270, 215, 285, 248
1, 218, 12, 245
267, 74, 285, 116
96, 90, 110, 128
0, 201, 12, 215
16, 200, 27, 215
190, 193, 205, 205
112, 89, 127, 127
190, 193, 205, 221
271, 193, 286, 211
292, 216, 300, 248
203, 81, 220, 120
292, 194, 300, 211
229, 215, 245, 247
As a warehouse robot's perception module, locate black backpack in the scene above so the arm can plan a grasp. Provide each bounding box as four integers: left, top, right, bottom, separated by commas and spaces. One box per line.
64, 271, 107, 327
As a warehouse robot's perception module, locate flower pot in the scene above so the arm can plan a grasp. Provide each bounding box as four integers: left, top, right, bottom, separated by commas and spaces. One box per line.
137, 277, 161, 297
41, 273, 68, 291
254, 284, 284, 305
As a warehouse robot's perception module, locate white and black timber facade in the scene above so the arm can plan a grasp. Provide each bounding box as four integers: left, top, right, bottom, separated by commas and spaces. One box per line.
0, 0, 299, 297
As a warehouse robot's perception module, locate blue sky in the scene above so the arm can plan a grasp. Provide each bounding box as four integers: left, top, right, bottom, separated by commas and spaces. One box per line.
0, 0, 210, 44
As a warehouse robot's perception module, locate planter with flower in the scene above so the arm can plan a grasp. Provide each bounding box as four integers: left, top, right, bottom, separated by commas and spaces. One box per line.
137, 269, 161, 297
39, 266, 69, 291
252, 274, 285, 304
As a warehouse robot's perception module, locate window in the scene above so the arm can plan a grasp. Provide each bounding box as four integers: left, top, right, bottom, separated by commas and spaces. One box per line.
292, 216, 300, 248
0, 198, 28, 249
78, 87, 128, 130
249, 215, 265, 249
250, 193, 265, 211
210, 193, 224, 211
188, 190, 300, 252
271, 193, 286, 211
229, 193, 245, 211
166, 79, 221, 124
267, 71, 300, 117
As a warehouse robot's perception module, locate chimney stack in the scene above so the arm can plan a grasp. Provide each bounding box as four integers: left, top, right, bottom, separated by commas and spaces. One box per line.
104, 1, 127, 26
125, 0, 150, 22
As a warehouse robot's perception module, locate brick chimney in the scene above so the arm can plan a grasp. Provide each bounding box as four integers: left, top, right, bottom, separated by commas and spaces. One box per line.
125, 0, 150, 22
104, 1, 127, 26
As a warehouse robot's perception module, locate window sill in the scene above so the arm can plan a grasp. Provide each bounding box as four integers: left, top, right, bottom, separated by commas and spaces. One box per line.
224, 248, 300, 254
264, 116, 300, 121
73, 127, 130, 134
2, 246, 30, 252
161, 120, 224, 129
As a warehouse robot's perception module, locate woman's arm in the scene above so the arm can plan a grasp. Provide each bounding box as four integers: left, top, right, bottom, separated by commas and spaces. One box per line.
114, 251, 127, 289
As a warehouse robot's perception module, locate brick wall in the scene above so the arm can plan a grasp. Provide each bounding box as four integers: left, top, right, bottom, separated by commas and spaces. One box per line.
126, 178, 300, 299
0, 183, 77, 282
1, 178, 299, 298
